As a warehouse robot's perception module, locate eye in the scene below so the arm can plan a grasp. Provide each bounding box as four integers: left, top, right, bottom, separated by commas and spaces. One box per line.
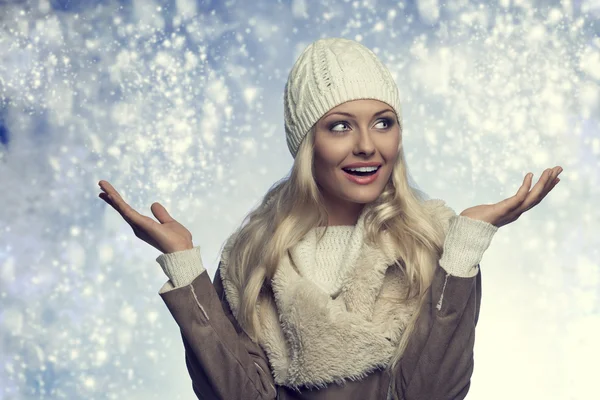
329, 121, 350, 133
327, 118, 394, 133
374, 118, 393, 129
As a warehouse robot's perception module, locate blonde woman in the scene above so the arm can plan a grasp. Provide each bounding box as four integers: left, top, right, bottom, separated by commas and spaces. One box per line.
98, 38, 562, 400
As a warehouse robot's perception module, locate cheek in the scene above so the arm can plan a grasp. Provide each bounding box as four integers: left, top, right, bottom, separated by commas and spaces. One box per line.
313, 139, 345, 174
314, 153, 338, 185
380, 138, 400, 178
385, 145, 399, 164
382, 132, 401, 160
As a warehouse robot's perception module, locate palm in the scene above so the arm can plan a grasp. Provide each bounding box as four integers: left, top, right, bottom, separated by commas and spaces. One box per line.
98, 180, 193, 254
133, 215, 192, 253
459, 166, 563, 228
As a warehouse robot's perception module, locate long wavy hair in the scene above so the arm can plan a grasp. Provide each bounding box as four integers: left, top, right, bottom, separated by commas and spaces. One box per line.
223, 119, 448, 399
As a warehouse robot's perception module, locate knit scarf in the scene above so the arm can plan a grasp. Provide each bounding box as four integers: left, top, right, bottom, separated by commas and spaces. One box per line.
219, 200, 452, 390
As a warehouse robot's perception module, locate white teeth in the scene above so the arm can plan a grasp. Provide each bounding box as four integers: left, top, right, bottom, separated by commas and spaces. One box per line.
345, 166, 379, 172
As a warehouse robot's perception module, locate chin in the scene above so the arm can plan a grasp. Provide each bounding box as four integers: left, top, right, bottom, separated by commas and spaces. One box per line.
342, 187, 386, 205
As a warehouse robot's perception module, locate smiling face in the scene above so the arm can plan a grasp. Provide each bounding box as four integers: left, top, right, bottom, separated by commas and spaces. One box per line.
312, 99, 401, 225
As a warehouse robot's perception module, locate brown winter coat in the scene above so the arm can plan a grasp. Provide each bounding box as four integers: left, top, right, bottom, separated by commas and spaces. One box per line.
159, 256, 482, 400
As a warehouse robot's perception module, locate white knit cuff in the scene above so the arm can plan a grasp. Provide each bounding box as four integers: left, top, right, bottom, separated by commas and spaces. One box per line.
439, 215, 499, 278
155, 245, 206, 287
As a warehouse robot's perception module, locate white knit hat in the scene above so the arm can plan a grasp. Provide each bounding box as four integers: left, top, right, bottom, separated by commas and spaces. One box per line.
284, 37, 402, 158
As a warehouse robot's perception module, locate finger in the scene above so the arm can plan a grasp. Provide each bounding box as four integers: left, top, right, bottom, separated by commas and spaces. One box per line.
501, 172, 534, 211
151, 202, 175, 224
547, 176, 561, 191
500, 168, 549, 213
521, 169, 553, 205
99, 181, 144, 225
99, 181, 132, 215
538, 167, 562, 199
99, 192, 113, 206
519, 180, 556, 214
516, 168, 561, 213
543, 167, 560, 191
99, 192, 121, 212
99, 192, 142, 228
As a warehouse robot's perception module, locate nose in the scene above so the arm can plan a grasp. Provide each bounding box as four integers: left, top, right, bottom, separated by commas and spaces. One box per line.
353, 128, 376, 157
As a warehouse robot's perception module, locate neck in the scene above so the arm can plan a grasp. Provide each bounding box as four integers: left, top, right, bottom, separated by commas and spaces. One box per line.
320, 196, 365, 227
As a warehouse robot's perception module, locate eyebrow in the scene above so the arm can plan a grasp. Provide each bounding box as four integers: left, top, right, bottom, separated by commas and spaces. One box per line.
324, 109, 395, 119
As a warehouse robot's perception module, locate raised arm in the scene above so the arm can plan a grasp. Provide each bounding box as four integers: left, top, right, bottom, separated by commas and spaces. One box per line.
96, 180, 275, 399
393, 215, 498, 400
394, 167, 562, 399
157, 247, 277, 400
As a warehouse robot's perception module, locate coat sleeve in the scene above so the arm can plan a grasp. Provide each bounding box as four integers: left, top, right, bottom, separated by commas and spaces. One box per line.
393, 214, 498, 400
159, 264, 277, 400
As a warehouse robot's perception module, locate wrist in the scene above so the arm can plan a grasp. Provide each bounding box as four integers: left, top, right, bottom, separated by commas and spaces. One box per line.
165, 243, 194, 254
156, 245, 205, 287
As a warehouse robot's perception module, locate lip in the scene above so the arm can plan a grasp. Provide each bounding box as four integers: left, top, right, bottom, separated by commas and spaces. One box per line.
342, 166, 381, 185
342, 161, 382, 168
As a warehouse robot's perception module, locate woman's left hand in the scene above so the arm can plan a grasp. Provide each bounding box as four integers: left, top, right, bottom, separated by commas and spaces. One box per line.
459, 166, 563, 228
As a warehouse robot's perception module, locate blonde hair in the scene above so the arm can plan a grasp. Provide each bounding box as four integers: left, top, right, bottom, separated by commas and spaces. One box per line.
224, 122, 448, 399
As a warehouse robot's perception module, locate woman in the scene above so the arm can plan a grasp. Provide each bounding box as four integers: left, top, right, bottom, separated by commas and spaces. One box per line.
98, 37, 562, 400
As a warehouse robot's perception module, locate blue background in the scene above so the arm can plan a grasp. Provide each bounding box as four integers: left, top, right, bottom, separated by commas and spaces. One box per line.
1, 0, 599, 398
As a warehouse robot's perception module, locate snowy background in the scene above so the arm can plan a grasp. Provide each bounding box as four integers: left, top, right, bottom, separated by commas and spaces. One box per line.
1, 0, 599, 399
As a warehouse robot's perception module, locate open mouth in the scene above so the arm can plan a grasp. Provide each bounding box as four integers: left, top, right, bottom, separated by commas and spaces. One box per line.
341, 166, 381, 176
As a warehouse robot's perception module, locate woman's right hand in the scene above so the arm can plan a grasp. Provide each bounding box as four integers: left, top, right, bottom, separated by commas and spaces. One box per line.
97, 180, 193, 254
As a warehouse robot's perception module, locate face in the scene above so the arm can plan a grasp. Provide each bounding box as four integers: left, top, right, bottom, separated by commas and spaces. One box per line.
313, 99, 401, 214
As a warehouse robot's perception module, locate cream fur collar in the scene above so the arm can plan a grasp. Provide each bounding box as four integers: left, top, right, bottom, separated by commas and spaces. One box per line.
219, 199, 454, 390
